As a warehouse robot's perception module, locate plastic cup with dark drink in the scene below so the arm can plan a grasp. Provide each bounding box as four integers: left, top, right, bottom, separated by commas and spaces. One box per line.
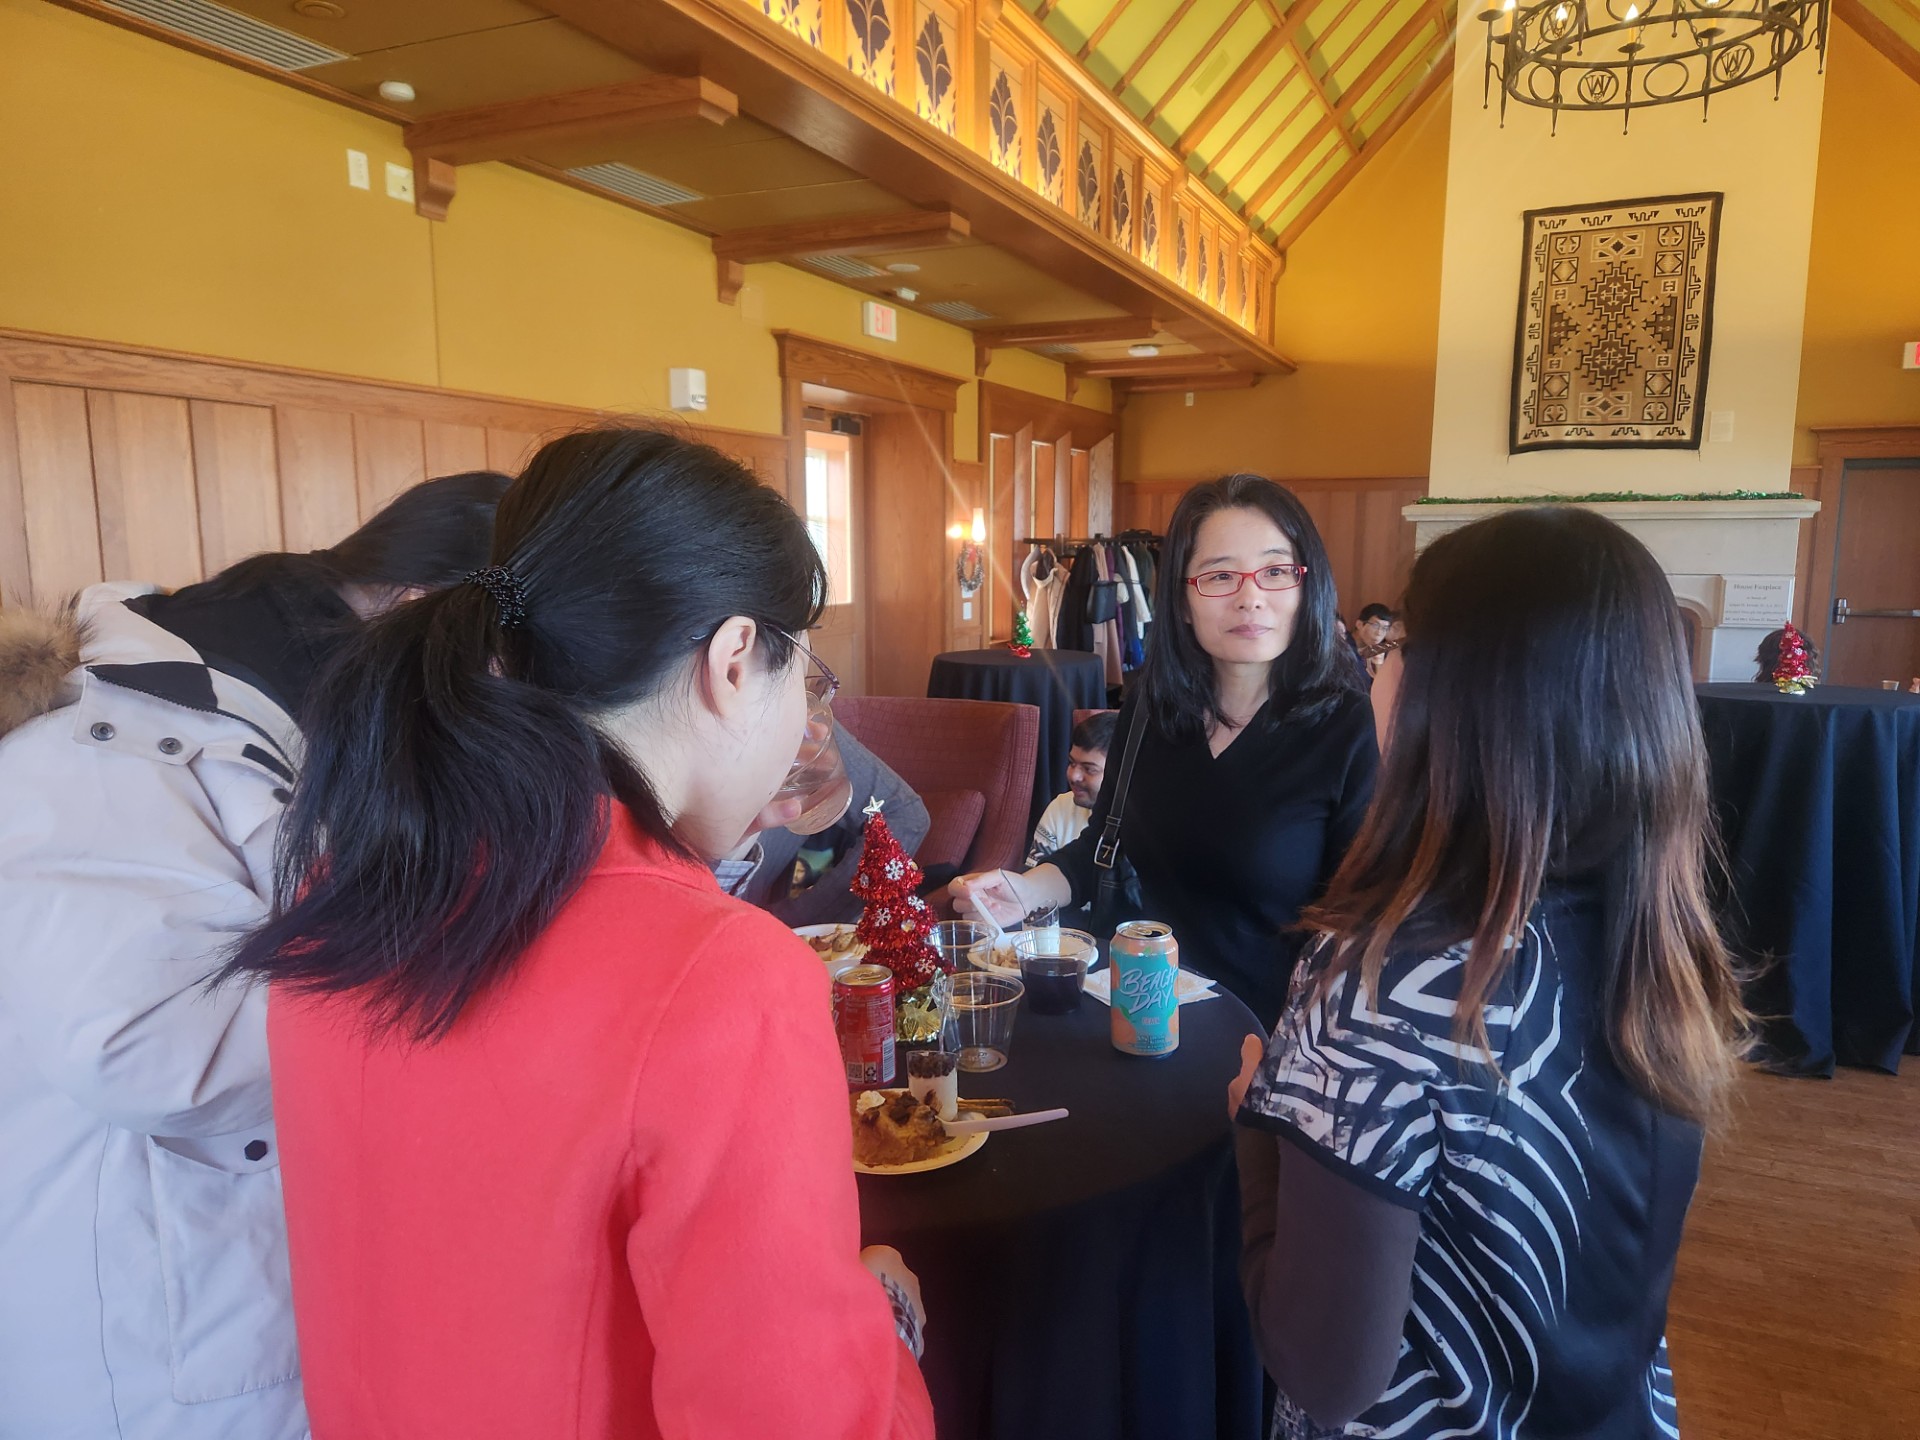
1013, 928, 1096, 1016
770, 707, 853, 836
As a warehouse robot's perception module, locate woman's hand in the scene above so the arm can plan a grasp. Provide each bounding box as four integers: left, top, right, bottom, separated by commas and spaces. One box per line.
1227, 1033, 1265, 1120
948, 869, 1030, 927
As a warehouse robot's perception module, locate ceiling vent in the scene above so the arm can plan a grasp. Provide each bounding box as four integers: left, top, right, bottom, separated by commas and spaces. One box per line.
1034, 343, 1080, 356
102, 0, 349, 69
923, 300, 997, 323
567, 163, 703, 208
805, 255, 888, 280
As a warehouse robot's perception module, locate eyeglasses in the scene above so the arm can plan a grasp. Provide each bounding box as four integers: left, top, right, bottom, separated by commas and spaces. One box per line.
777, 628, 840, 710
1185, 564, 1309, 598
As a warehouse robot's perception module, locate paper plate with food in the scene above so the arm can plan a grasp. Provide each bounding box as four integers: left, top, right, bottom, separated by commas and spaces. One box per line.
794, 923, 867, 976
850, 1089, 1001, 1175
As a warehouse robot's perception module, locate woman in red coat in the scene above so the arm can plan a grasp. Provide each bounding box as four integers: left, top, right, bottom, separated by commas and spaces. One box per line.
225, 428, 935, 1440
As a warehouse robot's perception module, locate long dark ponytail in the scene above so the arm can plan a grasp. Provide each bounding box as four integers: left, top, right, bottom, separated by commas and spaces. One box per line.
223, 427, 826, 1039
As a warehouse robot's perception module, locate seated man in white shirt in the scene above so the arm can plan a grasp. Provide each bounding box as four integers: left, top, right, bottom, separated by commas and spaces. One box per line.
1027, 710, 1117, 867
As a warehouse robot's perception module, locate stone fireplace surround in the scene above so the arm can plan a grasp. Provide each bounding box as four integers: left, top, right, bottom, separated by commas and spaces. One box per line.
1403, 499, 1822, 684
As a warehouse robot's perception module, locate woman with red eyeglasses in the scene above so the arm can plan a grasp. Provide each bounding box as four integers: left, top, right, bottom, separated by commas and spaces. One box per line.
955, 474, 1378, 1027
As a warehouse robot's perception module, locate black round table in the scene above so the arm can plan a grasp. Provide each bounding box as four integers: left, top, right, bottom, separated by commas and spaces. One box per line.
857, 982, 1264, 1440
1697, 683, 1920, 1075
927, 648, 1108, 830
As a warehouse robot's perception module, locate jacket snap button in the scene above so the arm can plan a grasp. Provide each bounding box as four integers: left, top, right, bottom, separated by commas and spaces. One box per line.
89, 722, 115, 742
157, 737, 183, 756
244, 1139, 269, 1162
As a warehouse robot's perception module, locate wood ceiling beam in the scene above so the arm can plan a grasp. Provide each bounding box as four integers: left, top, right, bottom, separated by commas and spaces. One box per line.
1218, 87, 1320, 195
1834, 0, 1920, 87
1274, 44, 1449, 247
1252, 0, 1360, 153
1114, 0, 1203, 94
1144, 0, 1260, 125
1175, 0, 1326, 158
1118, 371, 1261, 394
1068, 355, 1234, 379
402, 74, 737, 220
1243, 113, 1342, 212
971, 316, 1164, 376
711, 210, 971, 302
1331, 5, 1444, 119
1077, 0, 1135, 61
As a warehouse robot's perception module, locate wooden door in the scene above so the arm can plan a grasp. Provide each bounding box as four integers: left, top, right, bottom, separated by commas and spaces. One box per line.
800, 424, 867, 696
1824, 462, 1920, 687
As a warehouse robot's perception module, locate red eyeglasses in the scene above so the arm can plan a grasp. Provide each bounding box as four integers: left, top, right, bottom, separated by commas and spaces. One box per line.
1185, 564, 1309, 598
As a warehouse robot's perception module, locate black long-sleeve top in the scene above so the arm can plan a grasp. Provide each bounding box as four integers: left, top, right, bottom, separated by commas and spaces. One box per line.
1047, 688, 1378, 1028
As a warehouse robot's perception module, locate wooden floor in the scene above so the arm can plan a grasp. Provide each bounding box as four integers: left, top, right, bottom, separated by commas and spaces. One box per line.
1669, 1064, 1920, 1436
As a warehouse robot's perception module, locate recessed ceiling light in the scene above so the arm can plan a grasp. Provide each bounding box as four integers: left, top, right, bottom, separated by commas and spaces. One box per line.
378, 80, 417, 103
886, 262, 921, 274
1128, 343, 1160, 357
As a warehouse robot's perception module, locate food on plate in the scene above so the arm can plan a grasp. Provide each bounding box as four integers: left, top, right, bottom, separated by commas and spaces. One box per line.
801, 925, 866, 962
851, 1089, 954, 1167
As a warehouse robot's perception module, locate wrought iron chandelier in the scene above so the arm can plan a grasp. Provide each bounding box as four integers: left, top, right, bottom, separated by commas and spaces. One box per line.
1478, 0, 1829, 130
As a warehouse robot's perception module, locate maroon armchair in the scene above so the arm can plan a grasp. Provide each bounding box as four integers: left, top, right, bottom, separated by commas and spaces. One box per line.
834, 696, 1039, 879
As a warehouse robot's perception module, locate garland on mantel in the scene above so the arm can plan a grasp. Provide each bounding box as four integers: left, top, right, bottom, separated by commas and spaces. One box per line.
1414, 490, 1805, 505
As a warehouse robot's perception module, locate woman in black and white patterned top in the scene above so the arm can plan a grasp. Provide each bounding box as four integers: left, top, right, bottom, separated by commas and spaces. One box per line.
1229, 506, 1750, 1439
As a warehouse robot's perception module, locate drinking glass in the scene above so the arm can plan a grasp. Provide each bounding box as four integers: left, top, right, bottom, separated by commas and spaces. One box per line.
951, 972, 1024, 1072
771, 707, 853, 836
933, 920, 994, 976
1013, 927, 1096, 1015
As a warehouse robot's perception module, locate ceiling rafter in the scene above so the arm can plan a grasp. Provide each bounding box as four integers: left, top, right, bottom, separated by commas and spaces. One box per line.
1176, 0, 1327, 157
1143, 0, 1261, 126
1835, 0, 1920, 86
1213, 70, 1306, 163
1274, 41, 1451, 246
1330, 3, 1444, 119
1285, 39, 1362, 152
1250, 0, 1360, 152
1220, 87, 1324, 195
1076, 0, 1136, 62
1321, 0, 1411, 78
1245, 119, 1346, 214
1114, 0, 1204, 95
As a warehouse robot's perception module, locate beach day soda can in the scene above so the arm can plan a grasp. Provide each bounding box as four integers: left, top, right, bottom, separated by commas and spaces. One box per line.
1109, 921, 1180, 1058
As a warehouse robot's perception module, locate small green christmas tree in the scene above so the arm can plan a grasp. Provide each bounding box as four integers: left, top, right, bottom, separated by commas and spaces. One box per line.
1010, 610, 1034, 658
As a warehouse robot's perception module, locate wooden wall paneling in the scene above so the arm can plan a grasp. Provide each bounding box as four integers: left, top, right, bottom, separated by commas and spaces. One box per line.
13, 383, 103, 604
276, 407, 361, 553
484, 428, 541, 475
1790, 463, 1824, 635
353, 415, 428, 520
1069, 447, 1090, 537
87, 390, 203, 589
1032, 439, 1058, 537
1088, 435, 1115, 535
990, 430, 1016, 641
0, 379, 32, 603
424, 420, 490, 478
864, 406, 951, 696
1053, 438, 1073, 540
190, 401, 283, 575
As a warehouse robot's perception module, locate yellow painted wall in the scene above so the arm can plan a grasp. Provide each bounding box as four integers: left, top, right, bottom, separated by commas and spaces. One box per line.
0, 0, 1105, 464
1793, 22, 1920, 462
1121, 83, 1451, 482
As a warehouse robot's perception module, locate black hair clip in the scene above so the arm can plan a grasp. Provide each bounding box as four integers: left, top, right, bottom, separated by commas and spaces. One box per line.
465, 565, 529, 629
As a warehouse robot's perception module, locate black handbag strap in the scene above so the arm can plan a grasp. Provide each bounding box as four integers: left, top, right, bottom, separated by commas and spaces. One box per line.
1093, 705, 1146, 872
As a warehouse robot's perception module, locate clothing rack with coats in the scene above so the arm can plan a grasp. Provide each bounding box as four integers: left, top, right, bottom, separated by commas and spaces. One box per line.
1018, 532, 1161, 690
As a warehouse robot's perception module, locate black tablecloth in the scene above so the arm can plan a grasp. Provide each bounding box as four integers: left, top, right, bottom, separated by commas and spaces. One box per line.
927, 649, 1108, 830
857, 981, 1264, 1440
1697, 684, 1920, 1075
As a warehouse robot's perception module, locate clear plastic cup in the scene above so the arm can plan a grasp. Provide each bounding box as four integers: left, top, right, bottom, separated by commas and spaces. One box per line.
771, 707, 853, 836
1013, 927, 1096, 1015
951, 971, 1024, 1072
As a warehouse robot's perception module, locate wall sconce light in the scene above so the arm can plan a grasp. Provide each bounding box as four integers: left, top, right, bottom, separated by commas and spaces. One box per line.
955, 507, 986, 596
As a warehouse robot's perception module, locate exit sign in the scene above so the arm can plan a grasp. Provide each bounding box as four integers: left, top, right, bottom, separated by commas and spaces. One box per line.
862, 300, 898, 342
1903, 340, 1920, 370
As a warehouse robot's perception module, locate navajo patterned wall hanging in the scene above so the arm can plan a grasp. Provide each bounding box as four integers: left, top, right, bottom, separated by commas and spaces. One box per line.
1510, 192, 1721, 454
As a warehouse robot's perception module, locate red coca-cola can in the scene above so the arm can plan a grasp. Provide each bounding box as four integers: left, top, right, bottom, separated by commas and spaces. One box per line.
833, 964, 897, 1088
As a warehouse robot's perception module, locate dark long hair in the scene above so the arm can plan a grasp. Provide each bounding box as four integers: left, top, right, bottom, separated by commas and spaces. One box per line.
1304, 506, 1747, 1123
1138, 473, 1361, 742
224, 427, 826, 1039
194, 470, 511, 600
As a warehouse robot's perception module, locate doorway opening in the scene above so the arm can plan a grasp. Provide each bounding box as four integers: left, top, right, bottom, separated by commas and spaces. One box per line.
1821, 457, 1920, 688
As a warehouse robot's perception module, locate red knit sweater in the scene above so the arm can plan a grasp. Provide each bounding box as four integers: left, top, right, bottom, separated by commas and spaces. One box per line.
268, 812, 935, 1439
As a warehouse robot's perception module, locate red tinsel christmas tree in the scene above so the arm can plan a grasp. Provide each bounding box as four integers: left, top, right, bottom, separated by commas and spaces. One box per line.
1772, 620, 1818, 695
851, 798, 941, 990
1009, 610, 1034, 659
